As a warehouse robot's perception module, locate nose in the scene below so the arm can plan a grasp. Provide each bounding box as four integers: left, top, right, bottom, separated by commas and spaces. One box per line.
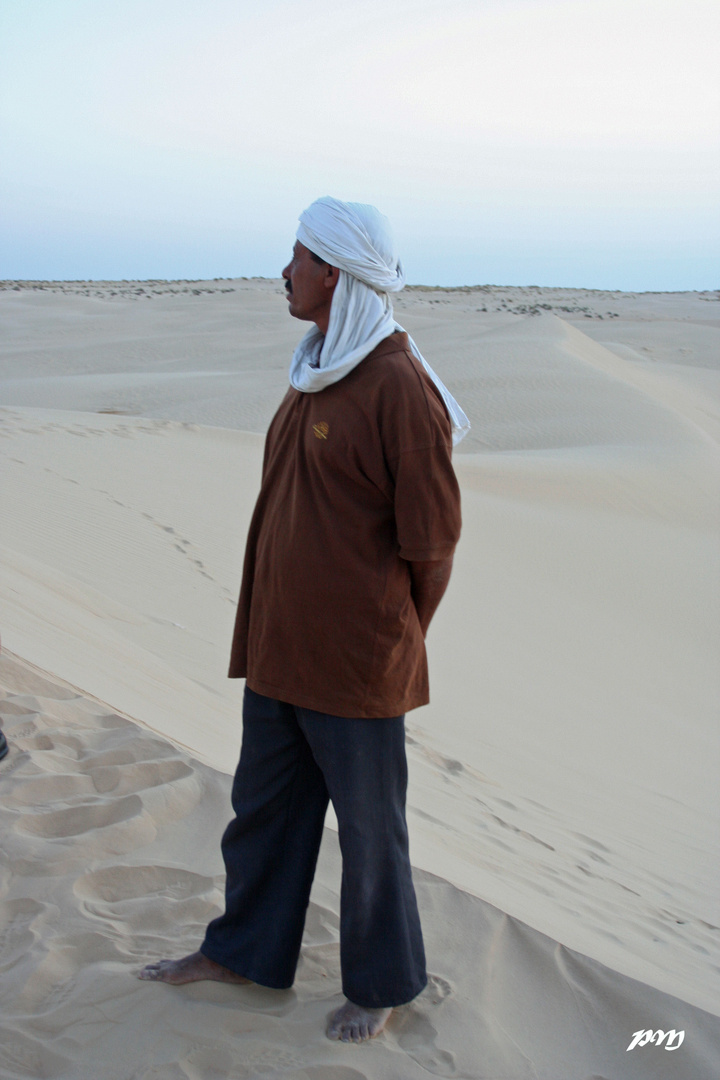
281, 262, 291, 282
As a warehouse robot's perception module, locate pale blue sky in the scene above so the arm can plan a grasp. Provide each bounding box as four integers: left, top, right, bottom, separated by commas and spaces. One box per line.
1, 0, 718, 288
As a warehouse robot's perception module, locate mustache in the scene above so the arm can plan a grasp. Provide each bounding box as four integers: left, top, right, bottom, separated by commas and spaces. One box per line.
284, 279, 292, 296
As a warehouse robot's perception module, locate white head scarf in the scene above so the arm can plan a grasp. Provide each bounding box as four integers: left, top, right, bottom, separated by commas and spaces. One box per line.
289, 196, 470, 445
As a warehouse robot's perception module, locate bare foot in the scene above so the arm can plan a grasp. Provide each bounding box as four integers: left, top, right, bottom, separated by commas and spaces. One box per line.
327, 1000, 392, 1043
137, 950, 251, 986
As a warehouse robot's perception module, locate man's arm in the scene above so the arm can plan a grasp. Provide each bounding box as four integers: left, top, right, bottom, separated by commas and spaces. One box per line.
409, 556, 454, 638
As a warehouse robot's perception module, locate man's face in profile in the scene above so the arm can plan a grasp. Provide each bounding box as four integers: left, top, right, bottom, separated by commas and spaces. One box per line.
282, 241, 336, 328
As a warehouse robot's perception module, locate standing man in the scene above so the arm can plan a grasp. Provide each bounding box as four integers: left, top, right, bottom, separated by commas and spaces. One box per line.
139, 198, 468, 1043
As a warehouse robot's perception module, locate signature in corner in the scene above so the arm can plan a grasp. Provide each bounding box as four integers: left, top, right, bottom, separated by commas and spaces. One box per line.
626, 1029, 684, 1052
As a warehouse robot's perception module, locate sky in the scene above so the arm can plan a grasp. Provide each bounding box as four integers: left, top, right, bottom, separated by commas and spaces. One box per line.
1, 0, 718, 289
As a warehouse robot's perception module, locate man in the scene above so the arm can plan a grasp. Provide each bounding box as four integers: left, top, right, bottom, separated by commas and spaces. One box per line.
139, 198, 467, 1043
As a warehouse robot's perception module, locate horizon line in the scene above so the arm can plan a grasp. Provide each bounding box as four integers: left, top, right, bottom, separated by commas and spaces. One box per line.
1, 278, 717, 297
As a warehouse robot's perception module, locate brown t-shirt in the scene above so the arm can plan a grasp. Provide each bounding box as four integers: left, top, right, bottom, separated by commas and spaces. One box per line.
228, 331, 462, 717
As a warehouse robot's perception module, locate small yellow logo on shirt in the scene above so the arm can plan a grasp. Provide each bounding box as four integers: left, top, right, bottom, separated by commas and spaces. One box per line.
312, 421, 329, 440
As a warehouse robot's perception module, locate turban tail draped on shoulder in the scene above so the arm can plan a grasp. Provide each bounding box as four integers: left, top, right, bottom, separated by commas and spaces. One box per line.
290, 196, 470, 445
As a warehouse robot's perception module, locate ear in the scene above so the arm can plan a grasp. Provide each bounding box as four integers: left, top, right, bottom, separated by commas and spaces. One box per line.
324, 264, 340, 290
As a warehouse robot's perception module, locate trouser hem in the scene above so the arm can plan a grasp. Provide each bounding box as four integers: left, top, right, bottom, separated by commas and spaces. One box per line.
342, 972, 428, 1010
199, 942, 294, 991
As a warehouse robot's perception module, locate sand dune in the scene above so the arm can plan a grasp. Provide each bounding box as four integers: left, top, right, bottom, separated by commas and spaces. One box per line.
1, 280, 718, 1077
2, 649, 718, 1080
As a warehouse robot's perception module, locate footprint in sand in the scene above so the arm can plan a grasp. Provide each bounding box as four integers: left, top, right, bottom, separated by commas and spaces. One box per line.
0, 699, 40, 720
73, 865, 223, 946
86, 758, 200, 827
89, 758, 192, 795
0, 861, 10, 901
18, 793, 148, 839
133, 1044, 351, 1080
136, 1048, 239, 1080
76, 864, 217, 904
13, 793, 157, 864
393, 1011, 458, 1077
13, 730, 54, 753
8, 929, 126, 1015
423, 972, 453, 1005
0, 898, 49, 973
24, 730, 85, 761
389, 974, 457, 1077
12, 771, 97, 805
0, 1026, 71, 1079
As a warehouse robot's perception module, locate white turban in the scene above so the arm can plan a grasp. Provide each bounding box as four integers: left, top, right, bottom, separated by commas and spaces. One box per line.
289, 196, 470, 445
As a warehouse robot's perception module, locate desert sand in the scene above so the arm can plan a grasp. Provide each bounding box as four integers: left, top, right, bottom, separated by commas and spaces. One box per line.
1, 278, 718, 1079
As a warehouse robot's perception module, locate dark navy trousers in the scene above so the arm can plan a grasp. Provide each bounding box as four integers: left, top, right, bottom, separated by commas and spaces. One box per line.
201, 687, 427, 1008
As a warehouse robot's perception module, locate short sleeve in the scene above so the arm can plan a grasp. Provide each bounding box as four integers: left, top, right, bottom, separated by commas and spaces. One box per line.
393, 442, 461, 560
384, 357, 462, 561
